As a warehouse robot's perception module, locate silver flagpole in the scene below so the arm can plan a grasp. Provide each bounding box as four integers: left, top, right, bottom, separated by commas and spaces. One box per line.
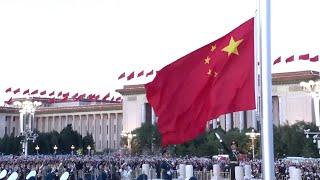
259, 0, 275, 179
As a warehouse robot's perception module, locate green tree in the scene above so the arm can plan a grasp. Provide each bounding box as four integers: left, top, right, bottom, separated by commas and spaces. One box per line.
59, 124, 82, 154
82, 133, 95, 155
132, 123, 161, 154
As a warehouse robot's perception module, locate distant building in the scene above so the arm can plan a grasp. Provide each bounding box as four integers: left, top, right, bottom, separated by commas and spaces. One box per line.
0, 70, 319, 151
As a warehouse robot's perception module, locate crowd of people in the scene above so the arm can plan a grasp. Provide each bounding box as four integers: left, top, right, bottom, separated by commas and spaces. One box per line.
0, 154, 319, 179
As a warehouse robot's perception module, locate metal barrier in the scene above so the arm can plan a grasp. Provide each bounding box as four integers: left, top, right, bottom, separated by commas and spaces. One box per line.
12, 167, 233, 180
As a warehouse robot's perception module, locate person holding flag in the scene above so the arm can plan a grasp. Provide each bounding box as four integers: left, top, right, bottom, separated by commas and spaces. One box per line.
215, 132, 244, 180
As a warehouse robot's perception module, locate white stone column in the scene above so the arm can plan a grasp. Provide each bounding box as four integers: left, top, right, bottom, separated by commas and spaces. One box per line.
19, 111, 24, 133
142, 164, 150, 177
235, 166, 244, 180
141, 103, 146, 123
226, 113, 232, 131
279, 96, 287, 126
239, 111, 244, 132
151, 108, 156, 124
244, 165, 252, 179
212, 164, 220, 180
313, 96, 320, 127
72, 115, 75, 130
212, 119, 218, 129
185, 165, 193, 179
178, 164, 186, 179
251, 110, 257, 130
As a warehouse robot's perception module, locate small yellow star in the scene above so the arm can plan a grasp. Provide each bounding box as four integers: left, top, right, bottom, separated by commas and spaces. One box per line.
207, 69, 212, 76
210, 44, 216, 52
204, 56, 211, 64
222, 36, 243, 56
214, 72, 218, 77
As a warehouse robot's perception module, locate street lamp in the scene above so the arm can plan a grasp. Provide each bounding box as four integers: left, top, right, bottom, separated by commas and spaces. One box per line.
245, 129, 260, 160
13, 99, 42, 158
121, 131, 136, 153
53, 145, 58, 155
71, 145, 75, 155
35, 145, 40, 155
300, 80, 320, 128
87, 145, 91, 156
304, 129, 320, 154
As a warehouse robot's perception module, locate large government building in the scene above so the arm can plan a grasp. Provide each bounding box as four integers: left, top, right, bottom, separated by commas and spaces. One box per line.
0, 70, 319, 152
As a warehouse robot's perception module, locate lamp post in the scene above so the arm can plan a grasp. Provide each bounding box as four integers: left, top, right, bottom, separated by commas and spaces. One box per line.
53, 145, 58, 155
300, 80, 320, 128
13, 99, 42, 158
245, 129, 260, 160
304, 129, 320, 155
87, 145, 91, 156
35, 145, 40, 155
121, 131, 136, 154
71, 145, 75, 155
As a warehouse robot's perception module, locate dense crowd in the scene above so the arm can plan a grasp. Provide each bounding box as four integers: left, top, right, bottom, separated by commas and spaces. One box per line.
0, 154, 319, 179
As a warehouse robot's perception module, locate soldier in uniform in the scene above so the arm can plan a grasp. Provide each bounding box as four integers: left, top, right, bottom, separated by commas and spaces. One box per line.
160, 149, 172, 180
215, 133, 242, 180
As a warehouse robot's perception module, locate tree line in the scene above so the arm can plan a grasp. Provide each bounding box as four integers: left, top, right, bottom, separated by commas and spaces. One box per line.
130, 121, 320, 158
0, 124, 95, 155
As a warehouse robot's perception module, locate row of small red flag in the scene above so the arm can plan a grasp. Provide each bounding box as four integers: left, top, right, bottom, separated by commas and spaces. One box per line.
118, 70, 155, 80
273, 54, 319, 65
4, 88, 122, 105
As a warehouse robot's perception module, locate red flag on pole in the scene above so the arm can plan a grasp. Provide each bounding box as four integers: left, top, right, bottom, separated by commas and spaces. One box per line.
31, 89, 38, 95
48, 98, 56, 104
127, 72, 134, 80
61, 96, 68, 102
40, 90, 46, 95
115, 96, 121, 102
4, 97, 13, 105
13, 88, 20, 94
145, 18, 255, 145
285, 55, 294, 63
298, 54, 309, 60
72, 93, 78, 99
102, 93, 110, 101
5, 87, 11, 93
57, 91, 62, 97
49, 91, 55, 96
137, 70, 144, 77
23, 89, 29, 95
310, 55, 319, 62
273, 56, 281, 65
146, 70, 154, 77
118, 72, 126, 80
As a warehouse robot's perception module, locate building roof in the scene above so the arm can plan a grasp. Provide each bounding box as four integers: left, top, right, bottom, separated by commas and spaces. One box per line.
116, 84, 145, 95
36, 103, 122, 114
272, 70, 320, 84
0, 103, 122, 115
0, 106, 19, 114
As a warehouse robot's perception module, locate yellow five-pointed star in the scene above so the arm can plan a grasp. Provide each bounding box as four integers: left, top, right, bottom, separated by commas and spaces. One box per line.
207, 69, 212, 76
210, 44, 216, 52
204, 56, 211, 64
222, 36, 243, 56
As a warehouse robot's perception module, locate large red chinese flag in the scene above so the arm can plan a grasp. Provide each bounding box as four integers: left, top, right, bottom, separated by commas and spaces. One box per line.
145, 18, 255, 145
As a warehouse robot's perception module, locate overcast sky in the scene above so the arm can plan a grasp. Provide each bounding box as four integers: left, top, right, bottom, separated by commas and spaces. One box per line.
0, 0, 319, 104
